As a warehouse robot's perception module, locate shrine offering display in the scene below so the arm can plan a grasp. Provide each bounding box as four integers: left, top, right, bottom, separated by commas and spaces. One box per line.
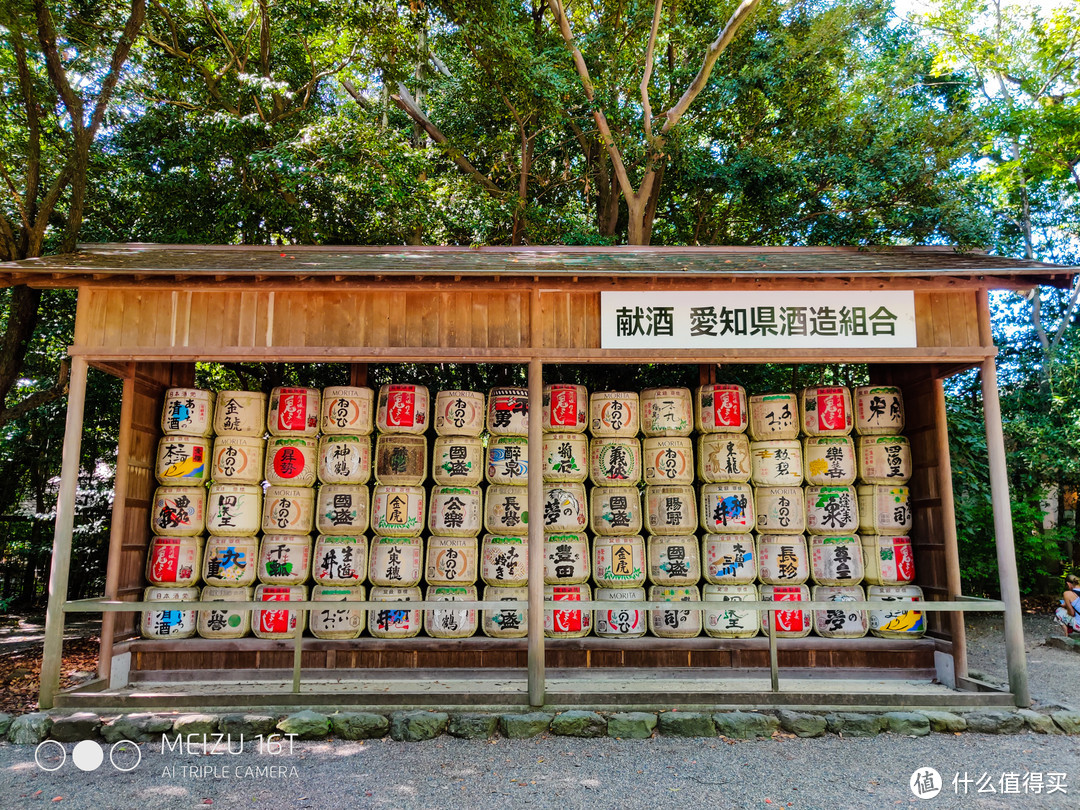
142, 380, 922, 641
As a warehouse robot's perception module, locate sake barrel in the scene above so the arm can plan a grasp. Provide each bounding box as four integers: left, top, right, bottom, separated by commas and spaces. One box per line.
590, 486, 642, 536
806, 485, 859, 535
857, 435, 912, 484
813, 584, 868, 639
161, 389, 213, 437
703, 583, 759, 639
589, 436, 642, 485
759, 584, 812, 638
432, 436, 484, 486
697, 433, 752, 484
257, 534, 311, 585
202, 535, 258, 587
487, 436, 529, 485
321, 386, 374, 436
861, 535, 915, 586
206, 483, 262, 536
644, 485, 697, 536
696, 384, 748, 434
800, 386, 853, 436
368, 535, 424, 587
544, 533, 590, 584
310, 584, 366, 640
487, 386, 529, 436
155, 436, 210, 486
376, 383, 430, 434
748, 393, 799, 441
750, 440, 804, 487
702, 534, 757, 585
214, 390, 267, 436
367, 585, 422, 638
140, 586, 198, 639
429, 487, 483, 538
264, 436, 318, 487
317, 435, 372, 485
544, 583, 592, 638
803, 436, 856, 486
643, 437, 694, 485
261, 486, 315, 534
316, 484, 370, 536
197, 585, 253, 639
857, 485, 912, 534
426, 535, 478, 586
755, 486, 806, 535
424, 584, 479, 639
700, 483, 755, 534
434, 390, 486, 437
647, 535, 701, 586
542, 433, 588, 483
854, 385, 905, 435
482, 585, 528, 638
590, 391, 639, 437
543, 383, 589, 433
640, 387, 693, 437
374, 434, 428, 486
211, 436, 265, 485
868, 584, 925, 639
252, 584, 307, 639
268, 387, 320, 437
810, 535, 864, 585
151, 486, 206, 536
485, 485, 530, 536
594, 587, 647, 638
542, 483, 588, 533
648, 585, 702, 638
757, 535, 810, 585
312, 534, 367, 586
145, 535, 203, 587
480, 534, 528, 587
371, 485, 425, 537
593, 535, 646, 588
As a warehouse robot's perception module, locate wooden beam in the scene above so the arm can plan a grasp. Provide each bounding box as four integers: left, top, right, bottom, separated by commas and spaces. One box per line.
39, 356, 90, 710
977, 289, 1030, 707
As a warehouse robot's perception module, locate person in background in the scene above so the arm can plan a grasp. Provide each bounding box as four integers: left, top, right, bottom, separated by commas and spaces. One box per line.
1054, 574, 1080, 635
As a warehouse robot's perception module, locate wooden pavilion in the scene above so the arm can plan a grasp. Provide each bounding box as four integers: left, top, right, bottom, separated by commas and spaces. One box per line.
2, 244, 1074, 712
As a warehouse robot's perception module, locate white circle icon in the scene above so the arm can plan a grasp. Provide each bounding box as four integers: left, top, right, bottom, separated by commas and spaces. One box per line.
910, 767, 942, 799
72, 739, 104, 772
34, 740, 66, 772
110, 739, 142, 772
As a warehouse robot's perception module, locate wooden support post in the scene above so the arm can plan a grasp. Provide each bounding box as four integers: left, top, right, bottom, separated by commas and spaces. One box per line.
768, 610, 779, 692
977, 290, 1030, 707
349, 363, 369, 387
527, 355, 545, 706
39, 356, 90, 710
98, 366, 135, 683
934, 377, 968, 679
292, 624, 304, 693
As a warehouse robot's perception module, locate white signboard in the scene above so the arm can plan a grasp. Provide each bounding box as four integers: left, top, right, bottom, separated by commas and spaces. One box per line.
600, 290, 917, 349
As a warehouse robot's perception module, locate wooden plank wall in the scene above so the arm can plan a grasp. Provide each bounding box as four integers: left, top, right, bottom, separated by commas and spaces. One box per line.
112, 362, 195, 638
73, 288, 982, 353
873, 364, 952, 640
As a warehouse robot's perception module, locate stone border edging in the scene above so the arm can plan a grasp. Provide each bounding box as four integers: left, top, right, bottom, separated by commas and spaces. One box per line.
3, 707, 1080, 744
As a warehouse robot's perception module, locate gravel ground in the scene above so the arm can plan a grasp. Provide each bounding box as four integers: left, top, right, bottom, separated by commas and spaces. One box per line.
965, 612, 1078, 710
2, 733, 1080, 810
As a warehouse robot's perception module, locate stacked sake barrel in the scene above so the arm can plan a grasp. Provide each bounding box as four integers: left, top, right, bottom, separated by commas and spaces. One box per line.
368, 384, 429, 639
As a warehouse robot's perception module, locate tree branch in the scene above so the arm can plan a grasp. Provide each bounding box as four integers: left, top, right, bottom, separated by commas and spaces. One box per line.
1051, 279, 1080, 351
32, 0, 85, 138
340, 78, 372, 109
640, 0, 663, 141
391, 83, 502, 195
87, 0, 146, 138
0, 361, 69, 429
661, 0, 762, 133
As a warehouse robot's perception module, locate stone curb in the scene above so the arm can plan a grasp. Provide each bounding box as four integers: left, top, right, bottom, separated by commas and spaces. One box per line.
2, 708, 1073, 744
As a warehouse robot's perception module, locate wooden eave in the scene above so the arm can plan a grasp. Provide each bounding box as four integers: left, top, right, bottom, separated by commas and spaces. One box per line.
0, 243, 1074, 291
